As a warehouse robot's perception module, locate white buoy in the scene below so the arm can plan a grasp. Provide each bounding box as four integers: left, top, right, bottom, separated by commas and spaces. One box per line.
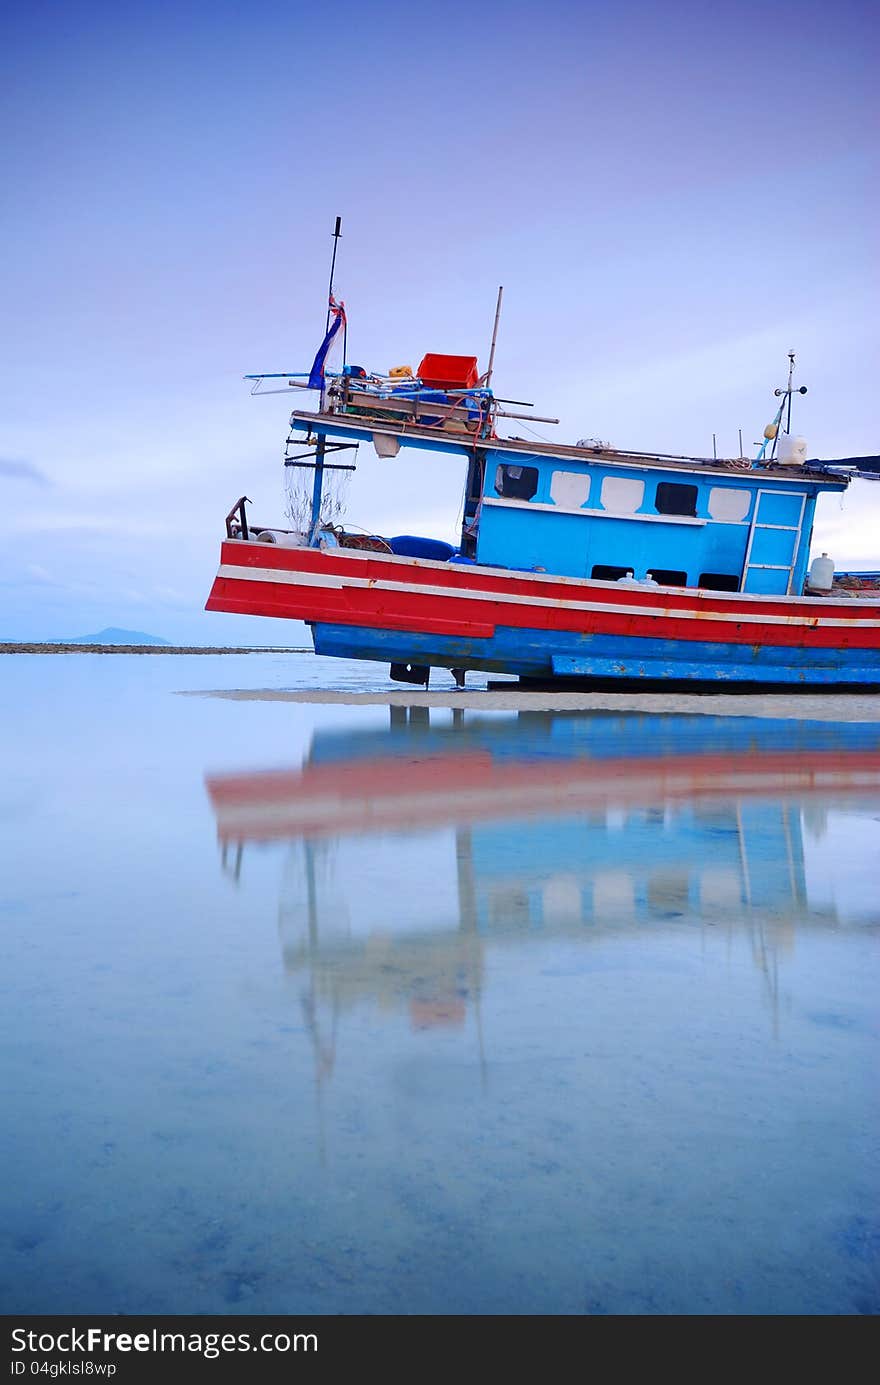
256, 530, 307, 547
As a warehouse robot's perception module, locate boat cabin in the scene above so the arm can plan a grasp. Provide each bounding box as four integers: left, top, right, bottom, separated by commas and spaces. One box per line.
469, 444, 841, 596
285, 380, 847, 597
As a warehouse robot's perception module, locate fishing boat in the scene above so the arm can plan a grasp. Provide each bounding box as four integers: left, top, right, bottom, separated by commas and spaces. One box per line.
206, 225, 880, 688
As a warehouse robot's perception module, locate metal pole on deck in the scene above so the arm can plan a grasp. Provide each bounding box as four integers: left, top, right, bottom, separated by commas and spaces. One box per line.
484, 286, 504, 389
309, 434, 326, 544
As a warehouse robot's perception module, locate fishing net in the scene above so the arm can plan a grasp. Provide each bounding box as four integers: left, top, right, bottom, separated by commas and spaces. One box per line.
282, 458, 351, 534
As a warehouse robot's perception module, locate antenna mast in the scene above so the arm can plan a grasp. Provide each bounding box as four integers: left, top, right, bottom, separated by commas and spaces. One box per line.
770, 351, 808, 460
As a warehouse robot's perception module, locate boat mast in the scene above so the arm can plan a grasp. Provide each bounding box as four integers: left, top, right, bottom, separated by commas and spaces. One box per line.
324, 216, 345, 379
311, 216, 343, 541
756, 352, 808, 464
769, 351, 808, 461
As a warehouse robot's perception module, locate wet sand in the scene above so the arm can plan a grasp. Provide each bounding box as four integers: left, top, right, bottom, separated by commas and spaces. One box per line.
1, 644, 308, 655
185, 686, 880, 721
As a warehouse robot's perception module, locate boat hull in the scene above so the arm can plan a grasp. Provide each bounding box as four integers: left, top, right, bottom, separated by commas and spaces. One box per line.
311, 622, 880, 685
206, 540, 880, 686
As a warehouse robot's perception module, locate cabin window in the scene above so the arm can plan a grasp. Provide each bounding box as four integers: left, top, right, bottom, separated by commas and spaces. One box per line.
655, 482, 698, 517
494, 463, 539, 501
600, 476, 644, 513
647, 568, 688, 587
708, 486, 750, 522
592, 564, 632, 581
699, 572, 740, 592
550, 470, 590, 509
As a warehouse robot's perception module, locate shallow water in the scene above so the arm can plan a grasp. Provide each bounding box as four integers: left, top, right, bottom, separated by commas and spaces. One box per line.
1, 654, 878, 1315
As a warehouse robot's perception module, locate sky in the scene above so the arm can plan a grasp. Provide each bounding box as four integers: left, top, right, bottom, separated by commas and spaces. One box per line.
1, 0, 877, 643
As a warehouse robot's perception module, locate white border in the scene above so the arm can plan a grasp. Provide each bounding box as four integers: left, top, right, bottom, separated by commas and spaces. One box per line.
482, 498, 706, 526
222, 539, 880, 609
217, 562, 880, 629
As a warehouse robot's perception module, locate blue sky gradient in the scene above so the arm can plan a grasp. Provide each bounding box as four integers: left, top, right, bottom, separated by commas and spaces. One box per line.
2, 0, 877, 641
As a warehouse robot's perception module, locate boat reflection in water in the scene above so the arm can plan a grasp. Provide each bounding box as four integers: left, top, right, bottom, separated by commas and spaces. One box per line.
206, 709, 880, 1080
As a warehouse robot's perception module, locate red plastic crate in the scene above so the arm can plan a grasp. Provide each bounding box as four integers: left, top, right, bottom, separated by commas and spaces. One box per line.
416, 353, 480, 390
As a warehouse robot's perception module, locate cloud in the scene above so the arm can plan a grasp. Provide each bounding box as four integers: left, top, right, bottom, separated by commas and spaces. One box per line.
25, 563, 53, 585
9, 512, 169, 538
0, 458, 50, 485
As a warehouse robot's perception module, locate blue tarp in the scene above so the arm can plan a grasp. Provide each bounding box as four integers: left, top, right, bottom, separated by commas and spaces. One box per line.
389, 535, 456, 561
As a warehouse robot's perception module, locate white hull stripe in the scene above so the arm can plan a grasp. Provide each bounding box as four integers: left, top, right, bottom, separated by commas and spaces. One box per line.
223, 539, 877, 607
216, 563, 880, 630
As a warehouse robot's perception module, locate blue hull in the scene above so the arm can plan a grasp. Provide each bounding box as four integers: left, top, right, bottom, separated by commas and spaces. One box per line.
312, 621, 880, 687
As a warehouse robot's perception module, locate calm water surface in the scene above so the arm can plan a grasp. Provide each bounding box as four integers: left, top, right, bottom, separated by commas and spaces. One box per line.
1, 654, 878, 1315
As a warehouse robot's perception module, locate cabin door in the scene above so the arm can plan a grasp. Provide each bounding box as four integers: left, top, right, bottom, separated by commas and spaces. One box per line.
741, 489, 806, 595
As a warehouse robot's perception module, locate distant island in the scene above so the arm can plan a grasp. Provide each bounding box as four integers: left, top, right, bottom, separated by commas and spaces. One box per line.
53, 627, 171, 646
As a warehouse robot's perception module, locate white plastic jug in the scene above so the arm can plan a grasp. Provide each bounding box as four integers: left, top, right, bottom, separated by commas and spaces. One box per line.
808, 553, 834, 590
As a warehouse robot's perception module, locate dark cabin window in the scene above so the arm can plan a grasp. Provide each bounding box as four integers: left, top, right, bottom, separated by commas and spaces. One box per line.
648, 568, 688, 587
591, 564, 632, 581
699, 572, 740, 592
655, 482, 698, 517
495, 463, 539, 501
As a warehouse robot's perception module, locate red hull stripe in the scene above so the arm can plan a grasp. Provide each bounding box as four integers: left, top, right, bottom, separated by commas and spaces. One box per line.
217, 540, 880, 620
214, 560, 880, 628
208, 747, 880, 805
207, 565, 880, 650
206, 748, 880, 841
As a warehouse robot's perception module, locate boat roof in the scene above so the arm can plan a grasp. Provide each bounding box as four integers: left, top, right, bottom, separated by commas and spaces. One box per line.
289, 407, 849, 489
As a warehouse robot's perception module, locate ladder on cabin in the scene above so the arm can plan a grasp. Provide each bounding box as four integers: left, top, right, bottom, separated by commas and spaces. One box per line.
741, 489, 807, 595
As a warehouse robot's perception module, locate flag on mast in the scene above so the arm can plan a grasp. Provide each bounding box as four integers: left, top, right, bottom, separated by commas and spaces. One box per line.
308, 295, 346, 391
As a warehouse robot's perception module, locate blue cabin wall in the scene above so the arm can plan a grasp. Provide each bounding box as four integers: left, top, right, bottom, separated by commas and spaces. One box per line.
475, 451, 825, 594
